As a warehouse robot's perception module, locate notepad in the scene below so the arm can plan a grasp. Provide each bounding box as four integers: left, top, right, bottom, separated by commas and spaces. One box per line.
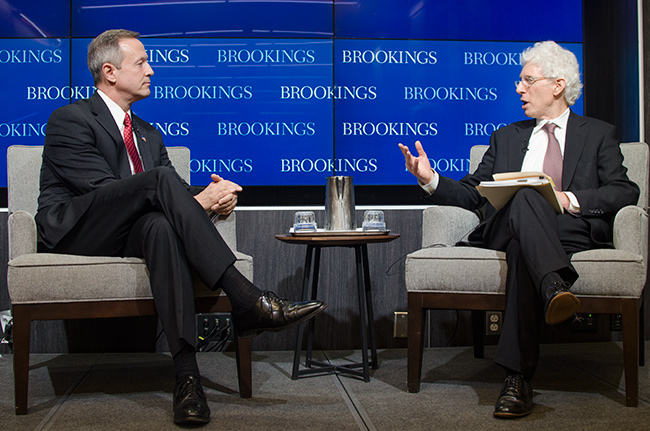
476, 171, 563, 214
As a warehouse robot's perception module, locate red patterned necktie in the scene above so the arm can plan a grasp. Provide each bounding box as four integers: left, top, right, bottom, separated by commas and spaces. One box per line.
123, 112, 144, 174
542, 122, 562, 191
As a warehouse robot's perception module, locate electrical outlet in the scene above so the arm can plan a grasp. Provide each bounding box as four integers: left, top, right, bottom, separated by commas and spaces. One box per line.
570, 313, 598, 332
197, 313, 234, 345
393, 311, 408, 338
610, 314, 623, 331
486, 311, 503, 335
198, 314, 219, 340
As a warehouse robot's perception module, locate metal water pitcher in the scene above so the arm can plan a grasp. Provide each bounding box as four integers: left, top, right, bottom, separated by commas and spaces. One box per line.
325, 176, 356, 230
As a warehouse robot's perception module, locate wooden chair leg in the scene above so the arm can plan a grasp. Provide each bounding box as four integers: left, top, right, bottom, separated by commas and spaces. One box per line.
621, 300, 639, 407
407, 293, 426, 393
235, 336, 252, 398
12, 307, 31, 415
639, 296, 645, 367
471, 310, 486, 359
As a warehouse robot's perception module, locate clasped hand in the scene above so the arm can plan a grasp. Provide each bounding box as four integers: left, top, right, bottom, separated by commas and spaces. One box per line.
194, 174, 243, 215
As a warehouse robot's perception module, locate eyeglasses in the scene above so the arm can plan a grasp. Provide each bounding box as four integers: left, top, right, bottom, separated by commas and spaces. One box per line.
515, 76, 552, 88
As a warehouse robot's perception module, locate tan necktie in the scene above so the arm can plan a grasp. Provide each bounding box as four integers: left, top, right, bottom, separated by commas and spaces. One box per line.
542, 123, 562, 191
124, 112, 144, 174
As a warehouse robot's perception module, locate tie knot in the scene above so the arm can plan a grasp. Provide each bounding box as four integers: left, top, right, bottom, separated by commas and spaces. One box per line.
124, 112, 131, 127
542, 122, 557, 134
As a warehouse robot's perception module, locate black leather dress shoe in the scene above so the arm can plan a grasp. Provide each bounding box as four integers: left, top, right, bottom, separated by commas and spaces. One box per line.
173, 375, 210, 425
233, 291, 327, 338
493, 374, 533, 418
543, 281, 580, 326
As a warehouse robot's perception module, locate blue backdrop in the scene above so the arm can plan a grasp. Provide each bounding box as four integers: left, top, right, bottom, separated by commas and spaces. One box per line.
0, 0, 583, 188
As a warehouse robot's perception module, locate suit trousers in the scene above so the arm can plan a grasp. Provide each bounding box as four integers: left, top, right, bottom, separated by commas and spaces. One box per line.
41, 167, 236, 354
476, 188, 595, 379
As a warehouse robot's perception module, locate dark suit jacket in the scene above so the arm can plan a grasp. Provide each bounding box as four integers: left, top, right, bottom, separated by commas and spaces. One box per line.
36, 92, 203, 248
426, 111, 640, 245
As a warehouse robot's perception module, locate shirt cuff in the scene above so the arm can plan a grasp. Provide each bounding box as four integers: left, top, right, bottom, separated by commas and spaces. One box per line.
565, 191, 581, 214
419, 169, 439, 195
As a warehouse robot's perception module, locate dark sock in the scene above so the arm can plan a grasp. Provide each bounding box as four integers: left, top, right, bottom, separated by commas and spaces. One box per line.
504, 368, 530, 381
505, 368, 520, 377
173, 342, 200, 381
215, 265, 262, 312
541, 272, 565, 291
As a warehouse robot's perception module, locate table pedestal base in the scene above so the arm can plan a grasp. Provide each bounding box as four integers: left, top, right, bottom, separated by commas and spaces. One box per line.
292, 244, 378, 382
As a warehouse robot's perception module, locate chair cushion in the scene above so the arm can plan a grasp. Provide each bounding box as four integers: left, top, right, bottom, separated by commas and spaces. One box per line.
570, 249, 645, 297
406, 247, 507, 295
7, 252, 253, 304
405, 246, 645, 298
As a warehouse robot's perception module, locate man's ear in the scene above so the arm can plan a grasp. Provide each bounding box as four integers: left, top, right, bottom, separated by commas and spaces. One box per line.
553, 78, 567, 98
102, 62, 117, 85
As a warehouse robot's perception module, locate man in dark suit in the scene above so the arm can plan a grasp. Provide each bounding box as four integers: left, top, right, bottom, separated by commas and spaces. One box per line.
36, 29, 326, 425
399, 41, 639, 418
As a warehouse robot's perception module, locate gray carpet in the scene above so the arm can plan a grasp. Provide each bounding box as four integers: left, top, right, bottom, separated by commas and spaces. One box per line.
1, 342, 649, 430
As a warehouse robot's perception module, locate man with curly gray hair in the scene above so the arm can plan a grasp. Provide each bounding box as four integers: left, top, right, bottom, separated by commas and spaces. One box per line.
520, 40, 583, 107
400, 41, 638, 418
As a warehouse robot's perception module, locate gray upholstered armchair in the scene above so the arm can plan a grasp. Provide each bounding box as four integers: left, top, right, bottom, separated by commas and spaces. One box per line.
406, 142, 648, 406
6, 145, 253, 415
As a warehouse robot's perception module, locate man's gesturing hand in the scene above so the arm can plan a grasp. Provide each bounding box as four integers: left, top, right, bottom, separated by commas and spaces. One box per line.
398, 140, 434, 185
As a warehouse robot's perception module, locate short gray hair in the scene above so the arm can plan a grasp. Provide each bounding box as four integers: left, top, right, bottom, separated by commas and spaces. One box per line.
521, 41, 583, 106
87, 29, 141, 85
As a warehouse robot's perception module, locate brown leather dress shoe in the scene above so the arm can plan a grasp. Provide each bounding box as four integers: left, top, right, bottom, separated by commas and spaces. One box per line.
493, 374, 533, 418
173, 375, 210, 425
233, 291, 327, 338
544, 281, 580, 326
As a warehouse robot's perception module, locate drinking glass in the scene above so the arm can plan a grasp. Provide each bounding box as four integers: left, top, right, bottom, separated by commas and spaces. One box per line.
362, 210, 386, 231
293, 211, 317, 232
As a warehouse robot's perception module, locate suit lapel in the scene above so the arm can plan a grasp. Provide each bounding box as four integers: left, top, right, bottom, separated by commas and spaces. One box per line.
89, 93, 132, 178
509, 120, 535, 171
562, 112, 587, 189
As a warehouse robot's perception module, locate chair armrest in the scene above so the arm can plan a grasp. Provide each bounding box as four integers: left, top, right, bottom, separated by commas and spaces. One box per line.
8, 211, 38, 259
422, 206, 480, 248
211, 212, 237, 251
613, 205, 648, 262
